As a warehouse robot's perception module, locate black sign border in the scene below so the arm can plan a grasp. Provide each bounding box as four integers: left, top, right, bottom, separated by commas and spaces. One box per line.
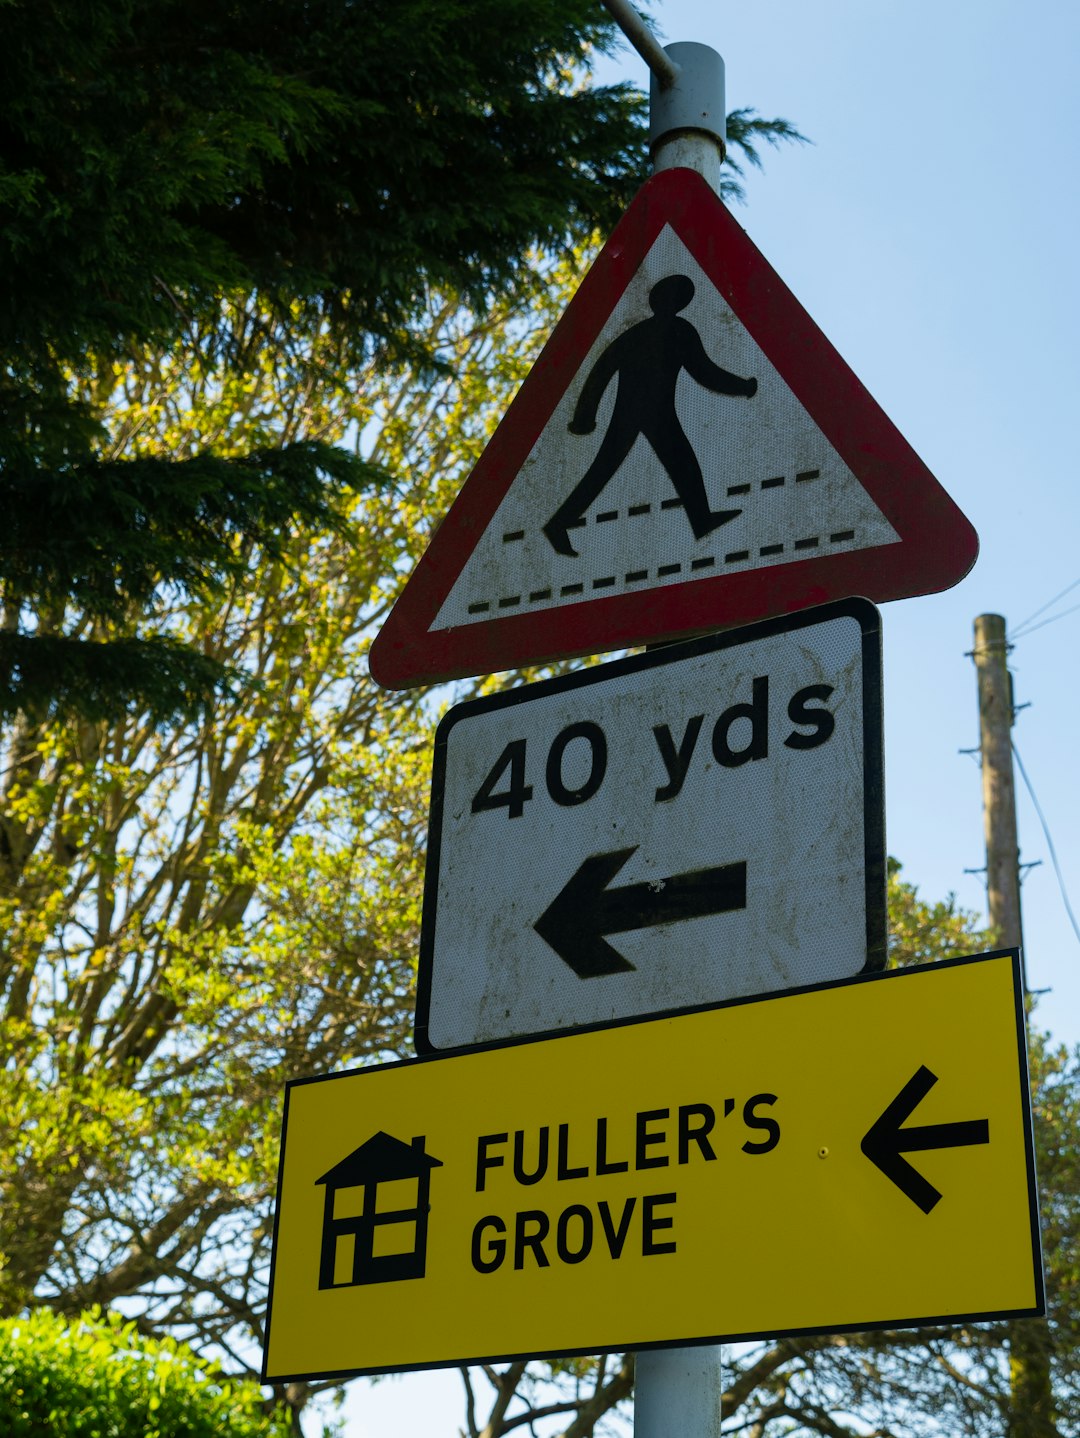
261, 948, 1044, 1386
416, 597, 886, 1054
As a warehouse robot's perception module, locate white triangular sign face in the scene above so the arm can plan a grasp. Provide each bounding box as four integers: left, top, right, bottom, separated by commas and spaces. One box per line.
371, 170, 976, 689
434, 223, 899, 632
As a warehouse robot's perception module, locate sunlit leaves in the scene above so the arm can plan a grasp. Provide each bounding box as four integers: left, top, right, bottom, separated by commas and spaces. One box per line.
0, 1307, 290, 1436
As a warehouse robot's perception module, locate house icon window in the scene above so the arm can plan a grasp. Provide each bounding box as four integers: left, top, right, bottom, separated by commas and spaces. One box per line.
315, 1131, 443, 1290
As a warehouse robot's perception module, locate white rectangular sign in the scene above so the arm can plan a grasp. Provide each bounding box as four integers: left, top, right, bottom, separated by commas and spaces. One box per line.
416, 600, 884, 1051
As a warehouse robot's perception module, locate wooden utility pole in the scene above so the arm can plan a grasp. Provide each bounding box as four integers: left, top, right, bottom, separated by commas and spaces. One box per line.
972, 612, 1055, 1438
973, 613, 1025, 968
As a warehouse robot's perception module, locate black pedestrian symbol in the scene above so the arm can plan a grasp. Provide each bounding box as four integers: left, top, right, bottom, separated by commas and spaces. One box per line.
543, 274, 758, 558
316, 1131, 442, 1289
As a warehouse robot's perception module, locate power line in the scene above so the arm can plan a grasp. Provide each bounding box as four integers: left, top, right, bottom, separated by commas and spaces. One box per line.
1010, 575, 1080, 639
1012, 741, 1080, 952
1010, 598, 1080, 642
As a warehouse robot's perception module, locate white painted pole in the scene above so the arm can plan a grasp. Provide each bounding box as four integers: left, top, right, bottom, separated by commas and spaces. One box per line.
634, 43, 727, 1437
589, 29, 730, 1433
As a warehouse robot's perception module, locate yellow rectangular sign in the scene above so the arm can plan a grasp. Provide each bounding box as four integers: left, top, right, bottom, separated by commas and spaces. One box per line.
262, 952, 1042, 1382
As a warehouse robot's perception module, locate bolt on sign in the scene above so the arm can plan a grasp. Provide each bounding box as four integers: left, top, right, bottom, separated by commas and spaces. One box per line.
262, 952, 1043, 1384
369, 167, 977, 689
417, 600, 884, 1051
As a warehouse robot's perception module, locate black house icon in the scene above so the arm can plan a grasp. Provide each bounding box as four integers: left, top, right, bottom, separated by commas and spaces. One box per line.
315, 1132, 443, 1290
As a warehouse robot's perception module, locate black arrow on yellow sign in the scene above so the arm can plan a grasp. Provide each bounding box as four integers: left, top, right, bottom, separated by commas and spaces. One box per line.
533, 846, 747, 979
861, 1064, 990, 1214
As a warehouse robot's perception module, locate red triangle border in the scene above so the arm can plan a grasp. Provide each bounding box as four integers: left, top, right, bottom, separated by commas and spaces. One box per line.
370, 168, 977, 688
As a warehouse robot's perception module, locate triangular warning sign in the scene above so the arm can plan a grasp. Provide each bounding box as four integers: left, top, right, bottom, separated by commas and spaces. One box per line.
370, 168, 977, 689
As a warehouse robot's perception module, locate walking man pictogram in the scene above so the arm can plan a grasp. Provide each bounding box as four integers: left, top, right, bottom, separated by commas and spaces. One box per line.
543, 274, 758, 558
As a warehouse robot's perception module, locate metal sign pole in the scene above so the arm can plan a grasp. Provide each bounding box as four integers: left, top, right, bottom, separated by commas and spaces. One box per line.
648, 41, 726, 189
600, 0, 680, 90
635, 1346, 723, 1438
634, 40, 727, 1438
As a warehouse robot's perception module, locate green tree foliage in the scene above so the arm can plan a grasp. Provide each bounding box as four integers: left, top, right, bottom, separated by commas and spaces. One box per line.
0, 90, 805, 1431
0, 0, 648, 359
0, 240, 621, 1424
0, 1307, 290, 1437
0, 0, 653, 719
0, 295, 445, 1385
455, 867, 1080, 1438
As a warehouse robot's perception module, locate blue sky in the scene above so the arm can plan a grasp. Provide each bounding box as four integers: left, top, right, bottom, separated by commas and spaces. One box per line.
671, 0, 1080, 1048
339, 2, 1080, 1430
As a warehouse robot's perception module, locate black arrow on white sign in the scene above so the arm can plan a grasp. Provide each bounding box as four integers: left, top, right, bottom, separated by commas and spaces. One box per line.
533, 846, 747, 980
861, 1065, 990, 1214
